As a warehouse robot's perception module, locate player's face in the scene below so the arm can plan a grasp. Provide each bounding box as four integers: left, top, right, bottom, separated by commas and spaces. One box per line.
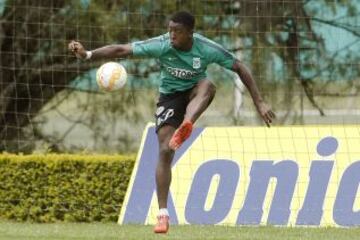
168, 21, 193, 50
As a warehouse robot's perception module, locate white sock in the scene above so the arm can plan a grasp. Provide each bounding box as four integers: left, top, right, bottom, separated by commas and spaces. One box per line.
158, 208, 169, 217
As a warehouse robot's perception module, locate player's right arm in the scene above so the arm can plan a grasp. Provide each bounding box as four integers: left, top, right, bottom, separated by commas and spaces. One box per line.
68, 40, 132, 60
69, 34, 167, 60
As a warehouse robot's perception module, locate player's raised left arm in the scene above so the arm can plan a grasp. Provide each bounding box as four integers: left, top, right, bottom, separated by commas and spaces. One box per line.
232, 60, 275, 127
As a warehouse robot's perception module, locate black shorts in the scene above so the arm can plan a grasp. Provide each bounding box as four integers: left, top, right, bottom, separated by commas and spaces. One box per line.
155, 88, 193, 133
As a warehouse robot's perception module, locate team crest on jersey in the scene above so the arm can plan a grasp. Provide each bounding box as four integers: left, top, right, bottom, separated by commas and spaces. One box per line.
193, 58, 201, 69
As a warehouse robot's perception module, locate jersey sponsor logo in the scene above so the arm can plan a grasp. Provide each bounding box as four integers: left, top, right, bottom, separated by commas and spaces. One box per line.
166, 66, 199, 79
193, 58, 201, 69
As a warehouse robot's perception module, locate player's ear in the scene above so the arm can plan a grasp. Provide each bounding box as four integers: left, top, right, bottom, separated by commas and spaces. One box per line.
188, 28, 194, 36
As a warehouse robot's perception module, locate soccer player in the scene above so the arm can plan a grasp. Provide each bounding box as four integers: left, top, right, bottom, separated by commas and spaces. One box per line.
69, 11, 275, 234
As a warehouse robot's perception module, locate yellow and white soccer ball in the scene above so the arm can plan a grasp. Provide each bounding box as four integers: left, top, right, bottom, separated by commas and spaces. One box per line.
96, 62, 127, 91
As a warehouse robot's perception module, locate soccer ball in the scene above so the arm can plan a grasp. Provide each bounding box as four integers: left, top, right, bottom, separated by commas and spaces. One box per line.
96, 62, 127, 91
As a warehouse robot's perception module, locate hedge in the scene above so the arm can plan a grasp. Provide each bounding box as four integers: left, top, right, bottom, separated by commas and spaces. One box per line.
0, 154, 135, 223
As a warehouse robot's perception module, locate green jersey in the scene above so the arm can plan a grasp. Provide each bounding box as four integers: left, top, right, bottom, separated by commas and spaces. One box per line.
132, 33, 237, 94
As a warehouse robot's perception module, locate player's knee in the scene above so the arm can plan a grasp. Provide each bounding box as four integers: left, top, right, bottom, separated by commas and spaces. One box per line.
158, 147, 173, 166
159, 144, 173, 159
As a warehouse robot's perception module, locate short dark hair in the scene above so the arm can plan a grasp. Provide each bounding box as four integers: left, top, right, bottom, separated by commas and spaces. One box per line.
170, 11, 195, 30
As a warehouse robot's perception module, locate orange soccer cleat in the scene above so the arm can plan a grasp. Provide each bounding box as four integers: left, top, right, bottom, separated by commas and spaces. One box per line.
154, 215, 170, 234
169, 120, 193, 150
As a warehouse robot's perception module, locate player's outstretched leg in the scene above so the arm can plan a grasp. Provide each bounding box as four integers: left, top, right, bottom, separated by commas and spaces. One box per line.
169, 80, 216, 150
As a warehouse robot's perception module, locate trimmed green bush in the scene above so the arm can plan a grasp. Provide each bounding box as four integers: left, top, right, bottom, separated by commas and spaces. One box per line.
0, 154, 135, 222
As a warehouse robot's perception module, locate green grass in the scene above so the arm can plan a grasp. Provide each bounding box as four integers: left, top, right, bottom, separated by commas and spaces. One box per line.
0, 221, 360, 240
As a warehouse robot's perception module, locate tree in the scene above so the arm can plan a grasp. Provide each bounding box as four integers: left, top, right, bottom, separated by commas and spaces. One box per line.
0, 0, 152, 151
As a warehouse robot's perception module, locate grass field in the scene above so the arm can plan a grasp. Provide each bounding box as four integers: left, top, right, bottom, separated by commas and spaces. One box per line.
1, 221, 360, 240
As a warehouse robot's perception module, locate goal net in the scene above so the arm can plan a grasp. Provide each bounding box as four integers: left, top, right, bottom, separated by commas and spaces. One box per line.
0, 0, 359, 153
